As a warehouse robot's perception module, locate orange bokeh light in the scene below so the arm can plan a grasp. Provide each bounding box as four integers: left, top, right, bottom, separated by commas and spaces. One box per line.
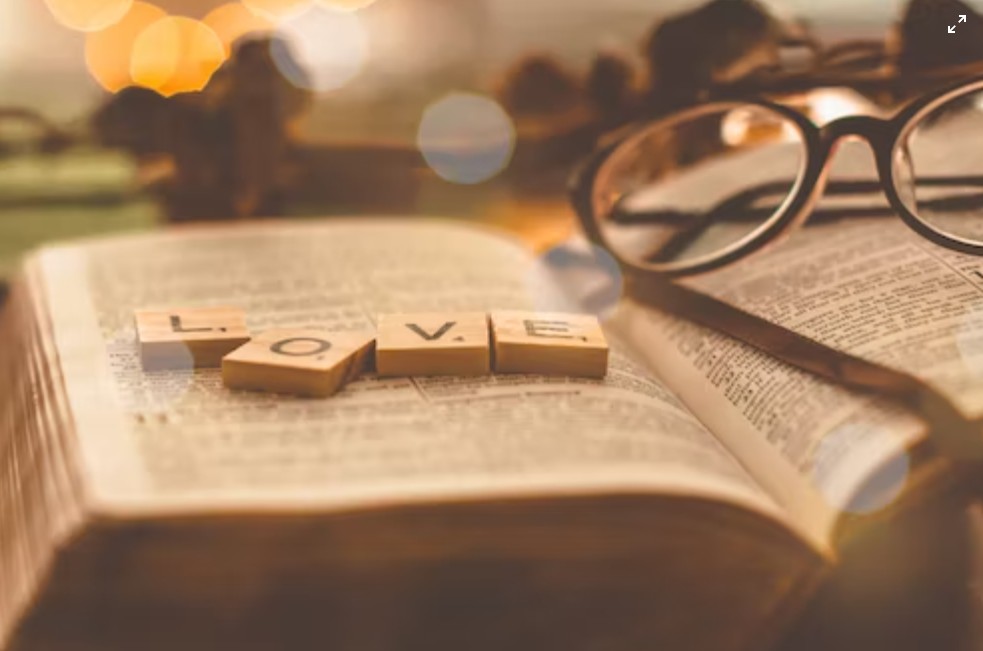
317, 0, 377, 11
44, 0, 133, 32
130, 17, 226, 97
241, 0, 313, 21
204, 3, 275, 56
85, 2, 168, 93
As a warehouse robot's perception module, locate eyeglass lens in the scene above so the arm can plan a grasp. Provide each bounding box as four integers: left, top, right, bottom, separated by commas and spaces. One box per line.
896, 90, 983, 244
595, 104, 806, 269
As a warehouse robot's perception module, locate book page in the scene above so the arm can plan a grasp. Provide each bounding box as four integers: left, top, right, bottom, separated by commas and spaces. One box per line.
612, 301, 926, 545
685, 215, 983, 419
645, 136, 983, 419
642, 212, 982, 541
606, 141, 950, 544
33, 219, 787, 530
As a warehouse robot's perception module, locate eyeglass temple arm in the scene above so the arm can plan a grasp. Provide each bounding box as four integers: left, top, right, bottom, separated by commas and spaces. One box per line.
612, 174, 983, 226
622, 174, 983, 265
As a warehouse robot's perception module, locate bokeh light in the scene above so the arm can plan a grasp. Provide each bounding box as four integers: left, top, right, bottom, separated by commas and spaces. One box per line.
44, 0, 133, 32
721, 106, 798, 147
130, 16, 226, 97
526, 241, 623, 320
242, 0, 313, 21
812, 423, 910, 515
203, 3, 275, 56
417, 93, 516, 185
317, 0, 377, 11
85, 1, 167, 93
806, 88, 871, 125
270, 6, 368, 93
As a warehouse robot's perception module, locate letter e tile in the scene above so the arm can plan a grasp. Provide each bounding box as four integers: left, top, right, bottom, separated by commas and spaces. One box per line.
490, 311, 608, 378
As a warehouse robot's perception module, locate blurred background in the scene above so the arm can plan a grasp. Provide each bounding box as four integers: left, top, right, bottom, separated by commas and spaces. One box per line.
0, 0, 980, 275
0, 0, 916, 120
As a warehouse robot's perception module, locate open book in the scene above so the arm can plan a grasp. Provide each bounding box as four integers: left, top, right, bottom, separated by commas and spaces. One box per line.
0, 218, 954, 651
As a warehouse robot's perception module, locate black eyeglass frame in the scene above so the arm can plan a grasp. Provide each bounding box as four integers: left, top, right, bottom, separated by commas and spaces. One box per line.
569, 73, 983, 278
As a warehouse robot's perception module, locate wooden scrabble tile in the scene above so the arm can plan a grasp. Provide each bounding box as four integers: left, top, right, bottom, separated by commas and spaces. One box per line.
376, 312, 490, 377
136, 306, 251, 371
222, 328, 375, 398
490, 311, 609, 378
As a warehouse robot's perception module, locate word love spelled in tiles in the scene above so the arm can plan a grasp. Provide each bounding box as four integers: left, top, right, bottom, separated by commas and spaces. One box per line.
135, 307, 610, 398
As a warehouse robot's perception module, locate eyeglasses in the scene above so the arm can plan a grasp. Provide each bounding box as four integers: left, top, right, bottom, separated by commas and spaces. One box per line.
569, 74, 983, 278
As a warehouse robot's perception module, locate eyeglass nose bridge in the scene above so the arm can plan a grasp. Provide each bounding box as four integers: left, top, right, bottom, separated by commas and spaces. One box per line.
815, 114, 896, 156
775, 113, 900, 244
793, 114, 898, 211
817, 114, 893, 149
